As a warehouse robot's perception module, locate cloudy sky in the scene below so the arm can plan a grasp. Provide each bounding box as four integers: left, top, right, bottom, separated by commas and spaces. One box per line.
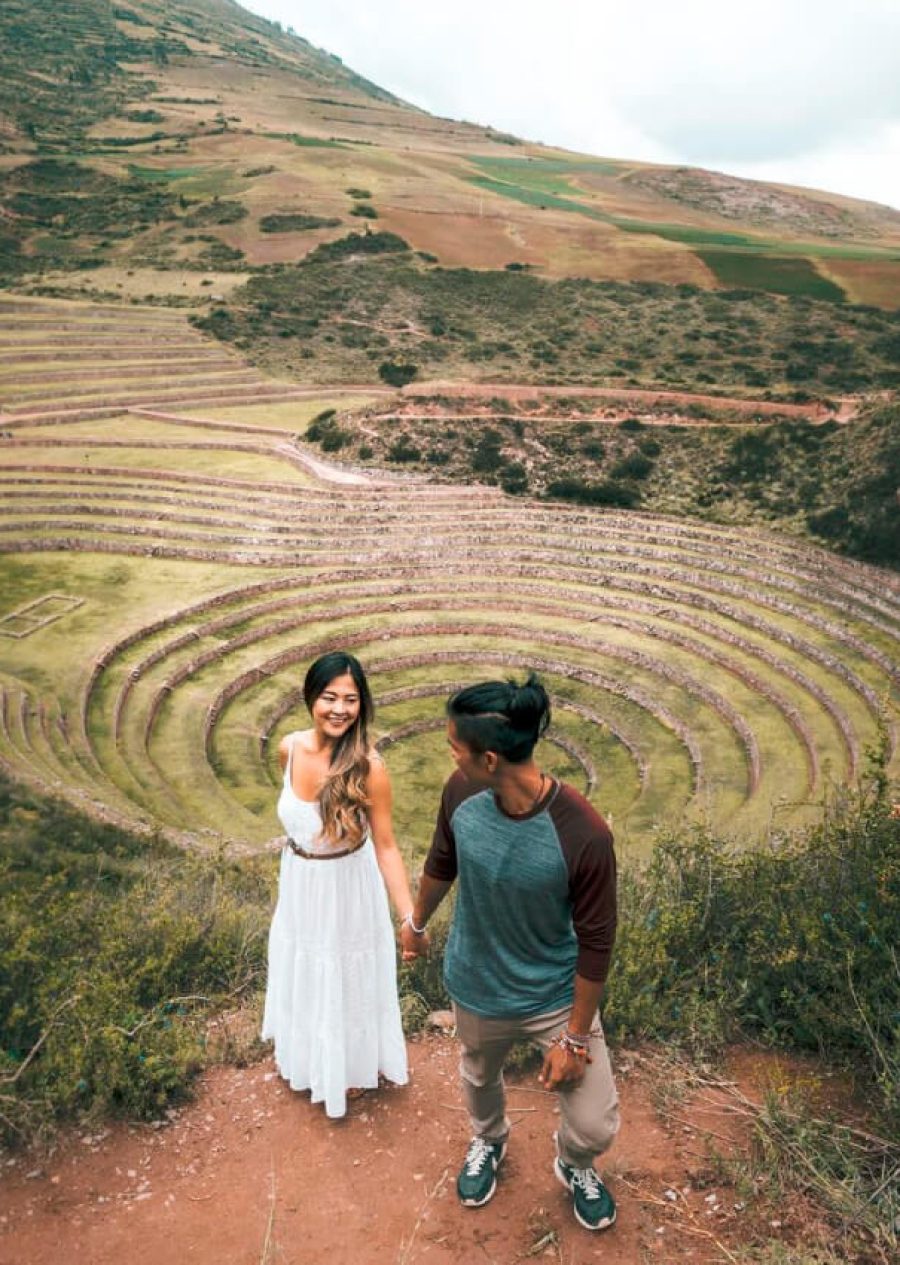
245, 0, 900, 211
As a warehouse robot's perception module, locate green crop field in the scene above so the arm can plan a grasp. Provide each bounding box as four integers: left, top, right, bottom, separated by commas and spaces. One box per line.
697, 250, 847, 301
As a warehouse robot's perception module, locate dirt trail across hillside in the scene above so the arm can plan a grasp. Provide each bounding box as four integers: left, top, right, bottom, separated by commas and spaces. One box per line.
401, 381, 861, 423
0, 1037, 818, 1265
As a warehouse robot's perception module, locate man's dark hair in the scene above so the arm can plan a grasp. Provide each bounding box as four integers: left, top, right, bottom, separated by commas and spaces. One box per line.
447, 673, 551, 764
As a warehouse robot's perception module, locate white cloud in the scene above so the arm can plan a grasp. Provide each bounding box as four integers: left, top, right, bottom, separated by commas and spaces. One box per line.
245, 0, 900, 209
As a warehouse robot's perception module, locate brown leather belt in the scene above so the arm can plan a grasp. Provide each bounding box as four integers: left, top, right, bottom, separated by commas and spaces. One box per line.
286, 837, 367, 860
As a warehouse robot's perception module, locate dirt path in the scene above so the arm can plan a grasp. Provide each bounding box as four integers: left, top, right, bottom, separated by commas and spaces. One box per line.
401, 380, 860, 423
0, 1038, 798, 1265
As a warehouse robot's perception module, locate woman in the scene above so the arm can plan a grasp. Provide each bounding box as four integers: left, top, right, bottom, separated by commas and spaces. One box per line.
262, 651, 423, 1118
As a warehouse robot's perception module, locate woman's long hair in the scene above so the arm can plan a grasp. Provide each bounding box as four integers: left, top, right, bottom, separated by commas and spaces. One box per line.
303, 652, 374, 847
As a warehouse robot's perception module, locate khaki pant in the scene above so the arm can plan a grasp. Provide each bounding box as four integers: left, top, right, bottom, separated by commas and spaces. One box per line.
452, 1001, 620, 1170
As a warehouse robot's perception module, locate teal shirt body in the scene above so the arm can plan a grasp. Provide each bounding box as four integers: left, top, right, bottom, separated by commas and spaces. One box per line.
443, 788, 579, 1017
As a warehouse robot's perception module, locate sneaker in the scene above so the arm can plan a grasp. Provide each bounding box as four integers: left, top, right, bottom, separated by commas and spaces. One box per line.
554, 1156, 617, 1231
457, 1136, 508, 1207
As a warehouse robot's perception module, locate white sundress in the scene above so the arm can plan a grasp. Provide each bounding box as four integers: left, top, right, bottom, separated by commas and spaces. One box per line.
261, 737, 409, 1118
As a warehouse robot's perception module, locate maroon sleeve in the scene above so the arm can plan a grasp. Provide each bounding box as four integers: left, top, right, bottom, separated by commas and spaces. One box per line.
423, 770, 477, 882
549, 784, 617, 984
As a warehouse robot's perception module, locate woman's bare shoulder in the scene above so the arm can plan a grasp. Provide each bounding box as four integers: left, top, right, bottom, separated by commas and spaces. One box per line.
366, 749, 391, 789
278, 729, 312, 766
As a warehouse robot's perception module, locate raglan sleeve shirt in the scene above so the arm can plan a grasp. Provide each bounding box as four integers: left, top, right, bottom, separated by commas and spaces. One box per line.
423, 770, 462, 883
549, 783, 617, 985
424, 772, 617, 1017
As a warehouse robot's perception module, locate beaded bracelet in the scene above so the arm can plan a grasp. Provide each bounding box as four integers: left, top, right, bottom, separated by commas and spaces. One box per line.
402, 911, 428, 936
552, 1032, 593, 1062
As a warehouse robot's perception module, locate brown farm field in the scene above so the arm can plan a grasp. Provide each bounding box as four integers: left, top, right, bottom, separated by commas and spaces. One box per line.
2, 1, 900, 307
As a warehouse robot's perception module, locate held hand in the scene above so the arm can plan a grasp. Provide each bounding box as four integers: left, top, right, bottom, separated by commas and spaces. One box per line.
399, 917, 430, 961
538, 1043, 588, 1091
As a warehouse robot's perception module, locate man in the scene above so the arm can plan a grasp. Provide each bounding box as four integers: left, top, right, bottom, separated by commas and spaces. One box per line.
400, 673, 619, 1232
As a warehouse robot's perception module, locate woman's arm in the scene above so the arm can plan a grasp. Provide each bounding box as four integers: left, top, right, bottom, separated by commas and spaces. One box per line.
367, 756, 416, 920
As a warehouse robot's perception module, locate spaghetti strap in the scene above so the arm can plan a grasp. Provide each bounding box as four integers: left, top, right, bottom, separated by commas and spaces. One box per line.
283, 734, 296, 786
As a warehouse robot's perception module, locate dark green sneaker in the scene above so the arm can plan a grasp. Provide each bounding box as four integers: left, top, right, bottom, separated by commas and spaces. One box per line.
554, 1156, 617, 1231
457, 1136, 508, 1207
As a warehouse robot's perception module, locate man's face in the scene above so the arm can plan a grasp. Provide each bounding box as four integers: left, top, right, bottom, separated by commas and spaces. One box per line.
447, 719, 495, 784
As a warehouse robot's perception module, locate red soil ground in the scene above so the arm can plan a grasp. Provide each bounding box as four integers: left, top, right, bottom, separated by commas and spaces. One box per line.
0, 1037, 824, 1265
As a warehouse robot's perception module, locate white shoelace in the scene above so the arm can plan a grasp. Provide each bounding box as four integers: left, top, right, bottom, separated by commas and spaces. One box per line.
464, 1137, 494, 1175
572, 1167, 603, 1199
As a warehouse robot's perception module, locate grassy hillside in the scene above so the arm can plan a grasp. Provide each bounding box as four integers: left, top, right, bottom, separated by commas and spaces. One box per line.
2, 0, 900, 306
305, 389, 900, 568
192, 232, 900, 396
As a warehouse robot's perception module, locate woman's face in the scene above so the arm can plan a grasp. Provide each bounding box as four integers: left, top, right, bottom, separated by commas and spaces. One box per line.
310, 672, 361, 741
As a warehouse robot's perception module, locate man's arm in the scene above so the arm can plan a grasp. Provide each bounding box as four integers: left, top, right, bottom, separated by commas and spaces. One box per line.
539, 973, 604, 1090
543, 788, 618, 1089
567, 972, 605, 1037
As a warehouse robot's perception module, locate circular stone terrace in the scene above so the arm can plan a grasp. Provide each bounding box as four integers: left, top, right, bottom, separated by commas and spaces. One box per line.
0, 297, 897, 858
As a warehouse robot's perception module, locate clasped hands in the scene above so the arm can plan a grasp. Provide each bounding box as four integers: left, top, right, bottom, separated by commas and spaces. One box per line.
399, 916, 430, 961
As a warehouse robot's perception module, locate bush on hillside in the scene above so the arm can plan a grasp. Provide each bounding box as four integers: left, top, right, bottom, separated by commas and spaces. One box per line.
378, 358, 418, 387
0, 777, 270, 1145
605, 748, 899, 1131
259, 213, 341, 233
545, 477, 640, 507
386, 436, 421, 463
304, 231, 410, 265
610, 451, 655, 480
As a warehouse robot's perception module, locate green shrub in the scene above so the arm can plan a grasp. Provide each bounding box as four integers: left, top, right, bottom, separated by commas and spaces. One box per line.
610, 451, 654, 479
305, 410, 346, 449
197, 241, 245, 267
349, 203, 378, 219
471, 431, 504, 473
545, 478, 640, 507
500, 462, 529, 494
259, 213, 341, 233
304, 232, 409, 264
320, 430, 347, 452
0, 776, 270, 1145
386, 437, 421, 462
378, 359, 418, 387
605, 752, 899, 1132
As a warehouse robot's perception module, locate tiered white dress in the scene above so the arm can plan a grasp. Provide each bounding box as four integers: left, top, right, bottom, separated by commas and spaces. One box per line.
261, 738, 409, 1118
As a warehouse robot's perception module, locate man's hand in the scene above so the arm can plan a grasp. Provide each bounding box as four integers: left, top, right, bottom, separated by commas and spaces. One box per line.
538, 1042, 588, 1091
399, 916, 430, 961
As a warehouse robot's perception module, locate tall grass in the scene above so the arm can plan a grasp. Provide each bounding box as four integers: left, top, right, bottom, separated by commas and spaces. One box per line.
0, 775, 270, 1145
606, 743, 899, 1135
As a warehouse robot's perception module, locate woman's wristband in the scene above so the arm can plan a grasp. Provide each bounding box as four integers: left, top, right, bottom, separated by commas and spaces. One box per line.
402, 911, 427, 936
